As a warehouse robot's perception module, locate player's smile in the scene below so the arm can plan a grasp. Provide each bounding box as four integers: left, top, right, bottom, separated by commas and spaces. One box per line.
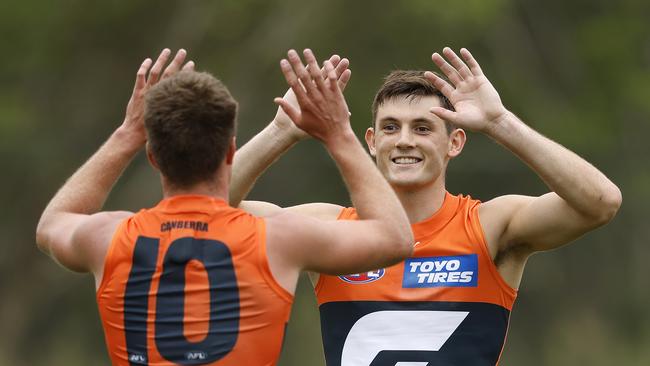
367, 95, 456, 190
391, 156, 423, 165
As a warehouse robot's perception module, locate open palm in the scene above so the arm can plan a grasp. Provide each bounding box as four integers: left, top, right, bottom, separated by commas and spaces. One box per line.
274, 49, 352, 144
425, 48, 508, 133
123, 48, 194, 144
273, 54, 351, 140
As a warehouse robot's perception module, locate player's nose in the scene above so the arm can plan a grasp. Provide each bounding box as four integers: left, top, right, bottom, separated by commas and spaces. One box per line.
395, 129, 415, 148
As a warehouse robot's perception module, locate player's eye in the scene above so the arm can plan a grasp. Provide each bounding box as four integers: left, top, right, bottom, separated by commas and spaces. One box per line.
414, 125, 431, 134
382, 124, 399, 133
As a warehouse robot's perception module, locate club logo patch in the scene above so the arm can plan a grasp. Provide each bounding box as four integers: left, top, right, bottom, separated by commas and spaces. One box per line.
403, 254, 478, 288
339, 269, 385, 284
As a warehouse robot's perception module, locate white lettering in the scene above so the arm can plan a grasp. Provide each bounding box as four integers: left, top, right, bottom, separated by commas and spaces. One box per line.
186, 351, 207, 360
447, 272, 460, 282
409, 262, 421, 272
446, 260, 461, 271
433, 260, 448, 271
460, 271, 473, 283
417, 273, 429, 283
420, 261, 434, 272
129, 354, 146, 364
433, 272, 447, 282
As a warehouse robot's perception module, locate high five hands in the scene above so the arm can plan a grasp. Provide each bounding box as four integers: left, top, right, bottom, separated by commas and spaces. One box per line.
274, 49, 353, 144
425, 47, 509, 133
273, 53, 351, 141
121, 48, 195, 146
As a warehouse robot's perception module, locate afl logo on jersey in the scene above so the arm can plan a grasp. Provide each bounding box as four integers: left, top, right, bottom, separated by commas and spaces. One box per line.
339, 269, 385, 284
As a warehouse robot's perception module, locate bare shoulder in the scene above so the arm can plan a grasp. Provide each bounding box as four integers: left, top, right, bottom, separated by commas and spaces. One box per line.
76, 211, 133, 235
72, 211, 133, 273
478, 194, 534, 254
479, 194, 533, 221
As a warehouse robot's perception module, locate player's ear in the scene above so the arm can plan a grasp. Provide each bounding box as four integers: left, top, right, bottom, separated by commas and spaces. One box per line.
146, 142, 160, 171
365, 126, 377, 157
447, 128, 466, 159
225, 136, 236, 165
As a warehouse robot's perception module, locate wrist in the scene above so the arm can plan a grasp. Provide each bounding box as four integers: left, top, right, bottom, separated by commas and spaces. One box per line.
483, 109, 520, 139
112, 123, 146, 154
269, 119, 307, 144
322, 126, 357, 152
271, 118, 309, 142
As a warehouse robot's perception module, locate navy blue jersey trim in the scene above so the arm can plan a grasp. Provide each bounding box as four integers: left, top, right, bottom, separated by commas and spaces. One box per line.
319, 301, 509, 366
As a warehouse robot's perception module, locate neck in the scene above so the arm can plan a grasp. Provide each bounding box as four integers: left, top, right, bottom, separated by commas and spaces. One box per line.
393, 177, 447, 224
161, 177, 229, 203
160, 160, 232, 202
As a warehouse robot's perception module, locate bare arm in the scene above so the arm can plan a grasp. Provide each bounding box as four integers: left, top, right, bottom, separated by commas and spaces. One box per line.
36, 49, 193, 278
239, 200, 343, 220
426, 48, 621, 256
229, 55, 351, 207
267, 49, 413, 282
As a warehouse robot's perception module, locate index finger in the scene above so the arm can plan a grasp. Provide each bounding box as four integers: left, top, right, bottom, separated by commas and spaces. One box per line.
287, 49, 318, 97
134, 58, 153, 92
280, 58, 311, 107
424, 71, 455, 100
431, 52, 463, 86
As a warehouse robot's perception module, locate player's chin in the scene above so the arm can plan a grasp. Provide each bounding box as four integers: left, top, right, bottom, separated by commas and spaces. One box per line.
387, 175, 428, 190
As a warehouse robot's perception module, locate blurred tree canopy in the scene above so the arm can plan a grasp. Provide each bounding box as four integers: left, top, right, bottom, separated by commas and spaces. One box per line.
0, 0, 648, 365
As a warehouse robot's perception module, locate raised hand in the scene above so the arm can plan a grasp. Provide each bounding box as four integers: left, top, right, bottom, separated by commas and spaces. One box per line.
425, 47, 508, 133
121, 48, 195, 145
273, 53, 351, 141
274, 49, 352, 144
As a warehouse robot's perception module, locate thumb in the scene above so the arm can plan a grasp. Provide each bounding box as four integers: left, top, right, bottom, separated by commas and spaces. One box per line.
430, 107, 457, 124
274, 98, 301, 123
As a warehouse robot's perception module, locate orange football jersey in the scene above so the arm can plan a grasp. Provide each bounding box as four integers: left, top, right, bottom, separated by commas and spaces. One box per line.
97, 195, 293, 365
316, 192, 517, 366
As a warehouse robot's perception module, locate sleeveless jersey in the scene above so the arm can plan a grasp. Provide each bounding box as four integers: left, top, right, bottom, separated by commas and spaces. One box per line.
315, 192, 517, 366
97, 195, 293, 366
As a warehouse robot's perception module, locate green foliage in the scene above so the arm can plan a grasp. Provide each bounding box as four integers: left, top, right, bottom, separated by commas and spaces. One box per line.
0, 0, 647, 365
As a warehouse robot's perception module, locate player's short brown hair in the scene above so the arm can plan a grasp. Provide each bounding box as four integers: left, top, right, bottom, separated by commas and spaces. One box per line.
145, 71, 238, 188
371, 70, 454, 133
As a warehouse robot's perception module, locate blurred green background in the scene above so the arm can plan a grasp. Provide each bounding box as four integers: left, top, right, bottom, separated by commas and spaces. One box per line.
1, 0, 648, 364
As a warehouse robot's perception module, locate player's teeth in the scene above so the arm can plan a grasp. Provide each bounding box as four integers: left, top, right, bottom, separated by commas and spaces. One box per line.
394, 158, 419, 164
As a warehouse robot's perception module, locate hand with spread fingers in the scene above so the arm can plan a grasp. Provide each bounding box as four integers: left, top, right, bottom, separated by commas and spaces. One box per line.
425, 47, 508, 133
274, 49, 352, 144
121, 48, 195, 146
273, 54, 351, 141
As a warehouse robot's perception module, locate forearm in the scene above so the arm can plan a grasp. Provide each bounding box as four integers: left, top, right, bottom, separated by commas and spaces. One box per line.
325, 130, 412, 243
38, 126, 141, 236
230, 121, 302, 206
486, 111, 621, 218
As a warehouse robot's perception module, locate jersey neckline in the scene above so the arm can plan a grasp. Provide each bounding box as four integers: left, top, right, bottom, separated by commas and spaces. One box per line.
153, 194, 229, 214
411, 191, 460, 240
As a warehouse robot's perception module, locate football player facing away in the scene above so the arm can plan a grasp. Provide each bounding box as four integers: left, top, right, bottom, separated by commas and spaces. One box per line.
231, 47, 621, 365
36, 48, 413, 365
